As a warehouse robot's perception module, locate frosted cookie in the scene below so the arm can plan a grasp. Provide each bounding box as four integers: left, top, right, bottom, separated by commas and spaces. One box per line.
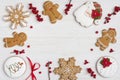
54, 57, 82, 80
95, 28, 116, 51
4, 56, 26, 78
97, 56, 118, 78
74, 1, 102, 28
3, 3, 30, 30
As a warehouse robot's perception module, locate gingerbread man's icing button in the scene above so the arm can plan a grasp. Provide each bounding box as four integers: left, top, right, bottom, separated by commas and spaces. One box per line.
96, 56, 118, 78
4, 56, 26, 78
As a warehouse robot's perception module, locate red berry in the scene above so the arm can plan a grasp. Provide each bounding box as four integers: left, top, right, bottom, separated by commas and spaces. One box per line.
32, 7, 36, 10
49, 67, 51, 69
109, 48, 114, 53
114, 6, 120, 12
108, 14, 111, 17
87, 68, 92, 73
49, 61, 52, 64
95, 31, 99, 34
104, 21, 107, 24
112, 12, 116, 15
90, 48, 93, 51
84, 60, 89, 65
29, 3, 33, 9
91, 71, 94, 76
27, 45, 30, 48
30, 26, 33, 29
49, 71, 52, 73
93, 74, 96, 78
39, 71, 42, 74
37, 18, 43, 22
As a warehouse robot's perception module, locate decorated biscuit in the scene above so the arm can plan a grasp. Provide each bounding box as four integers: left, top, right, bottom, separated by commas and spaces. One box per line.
74, 1, 102, 28
3, 32, 27, 48
3, 3, 30, 30
95, 28, 116, 51
54, 57, 82, 80
42, 1, 62, 23
4, 56, 26, 78
97, 56, 118, 78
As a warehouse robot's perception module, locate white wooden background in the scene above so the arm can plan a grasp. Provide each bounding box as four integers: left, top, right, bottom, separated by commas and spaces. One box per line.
0, 0, 120, 80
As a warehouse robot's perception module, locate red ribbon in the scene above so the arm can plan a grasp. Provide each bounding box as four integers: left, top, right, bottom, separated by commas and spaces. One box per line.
26, 57, 40, 80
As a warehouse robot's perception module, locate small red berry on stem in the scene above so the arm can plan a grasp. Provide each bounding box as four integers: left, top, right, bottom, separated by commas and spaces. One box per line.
104, 6, 120, 24
95, 31, 99, 34
84, 60, 89, 65
28, 3, 43, 22
109, 48, 114, 53
87, 68, 96, 78
90, 48, 93, 51
64, 0, 73, 15
45, 61, 53, 80
27, 45, 30, 48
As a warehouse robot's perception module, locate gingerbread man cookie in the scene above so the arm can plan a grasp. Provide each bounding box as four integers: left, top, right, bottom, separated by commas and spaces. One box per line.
42, 1, 62, 23
95, 28, 116, 51
3, 32, 27, 48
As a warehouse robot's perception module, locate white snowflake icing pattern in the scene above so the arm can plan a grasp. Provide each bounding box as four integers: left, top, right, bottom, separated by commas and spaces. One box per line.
3, 3, 30, 29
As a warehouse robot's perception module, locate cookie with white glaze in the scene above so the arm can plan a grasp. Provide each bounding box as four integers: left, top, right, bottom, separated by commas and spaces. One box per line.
4, 56, 26, 78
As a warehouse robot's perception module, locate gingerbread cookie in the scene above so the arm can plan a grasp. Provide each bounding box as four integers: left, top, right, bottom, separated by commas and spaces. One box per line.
74, 1, 102, 28
3, 3, 30, 30
95, 28, 116, 51
97, 56, 118, 78
42, 1, 62, 23
3, 32, 27, 48
4, 56, 26, 78
54, 57, 82, 80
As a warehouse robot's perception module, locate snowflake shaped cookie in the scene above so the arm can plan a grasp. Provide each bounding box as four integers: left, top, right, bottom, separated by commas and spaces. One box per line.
54, 57, 82, 80
3, 3, 30, 30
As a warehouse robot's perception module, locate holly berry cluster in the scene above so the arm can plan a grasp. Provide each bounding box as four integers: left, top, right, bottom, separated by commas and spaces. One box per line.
84, 60, 89, 65
64, 0, 73, 15
29, 3, 43, 22
45, 61, 52, 80
100, 57, 112, 68
104, 6, 120, 24
12, 49, 25, 55
87, 68, 96, 78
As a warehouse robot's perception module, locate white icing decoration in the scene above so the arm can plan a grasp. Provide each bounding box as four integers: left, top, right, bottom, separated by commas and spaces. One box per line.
20, 20, 27, 27
17, 3, 23, 11
4, 56, 26, 78
74, 1, 95, 28
6, 6, 13, 12
10, 23, 16, 30
97, 56, 118, 78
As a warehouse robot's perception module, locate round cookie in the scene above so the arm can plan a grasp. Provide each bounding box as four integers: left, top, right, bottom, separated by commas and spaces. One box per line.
4, 56, 26, 78
74, 1, 102, 28
96, 56, 118, 78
